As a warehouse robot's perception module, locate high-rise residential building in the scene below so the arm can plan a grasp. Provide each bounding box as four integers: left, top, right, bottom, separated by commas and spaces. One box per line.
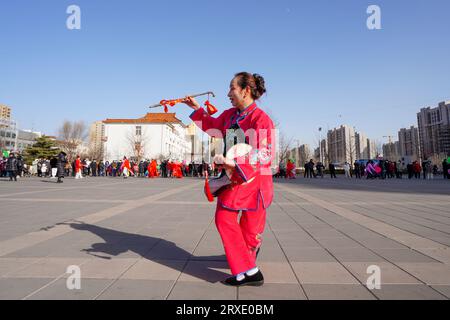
417, 101, 450, 159
327, 125, 357, 164
298, 144, 312, 167
398, 126, 420, 161
89, 121, 105, 159
355, 132, 370, 159
0, 104, 11, 120
287, 145, 313, 168
367, 139, 378, 159
0, 117, 17, 151
186, 122, 206, 163
382, 141, 400, 160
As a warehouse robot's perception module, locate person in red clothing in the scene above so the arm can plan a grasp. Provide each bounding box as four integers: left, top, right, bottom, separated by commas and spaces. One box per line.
413, 161, 422, 179
172, 162, 183, 178
167, 161, 173, 178
75, 155, 83, 179
121, 156, 132, 178
148, 159, 159, 178
182, 72, 275, 286
286, 159, 296, 179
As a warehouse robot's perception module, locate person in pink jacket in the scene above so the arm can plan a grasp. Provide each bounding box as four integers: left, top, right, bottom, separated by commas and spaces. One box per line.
183, 72, 275, 286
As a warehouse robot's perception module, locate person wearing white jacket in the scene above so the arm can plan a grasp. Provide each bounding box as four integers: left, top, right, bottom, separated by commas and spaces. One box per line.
344, 162, 351, 178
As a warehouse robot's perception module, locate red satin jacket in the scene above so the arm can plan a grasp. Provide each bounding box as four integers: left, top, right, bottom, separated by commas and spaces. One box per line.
190, 102, 275, 211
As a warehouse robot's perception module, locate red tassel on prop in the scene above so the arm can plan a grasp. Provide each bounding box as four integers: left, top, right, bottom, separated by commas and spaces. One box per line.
163, 105, 168, 113
204, 171, 214, 202
204, 100, 218, 115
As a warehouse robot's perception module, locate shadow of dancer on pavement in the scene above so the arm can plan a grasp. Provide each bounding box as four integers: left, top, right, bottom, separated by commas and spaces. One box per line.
58, 220, 229, 283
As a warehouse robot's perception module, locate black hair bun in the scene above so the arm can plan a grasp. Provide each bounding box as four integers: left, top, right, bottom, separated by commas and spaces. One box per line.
253, 73, 266, 98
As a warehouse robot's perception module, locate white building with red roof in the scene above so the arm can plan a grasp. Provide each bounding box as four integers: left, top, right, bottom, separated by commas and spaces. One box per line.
102, 112, 191, 162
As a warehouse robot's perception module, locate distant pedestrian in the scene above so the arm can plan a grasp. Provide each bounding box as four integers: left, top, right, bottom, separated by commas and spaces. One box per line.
443, 159, 449, 180
354, 161, 361, 179
329, 163, 337, 179
6, 152, 18, 181
343, 162, 351, 178
56, 151, 67, 183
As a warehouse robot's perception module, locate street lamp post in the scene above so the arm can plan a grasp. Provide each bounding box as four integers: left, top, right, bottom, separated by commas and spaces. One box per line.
318, 127, 322, 164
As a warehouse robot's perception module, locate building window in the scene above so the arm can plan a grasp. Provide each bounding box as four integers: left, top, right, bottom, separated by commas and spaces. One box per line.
136, 126, 142, 136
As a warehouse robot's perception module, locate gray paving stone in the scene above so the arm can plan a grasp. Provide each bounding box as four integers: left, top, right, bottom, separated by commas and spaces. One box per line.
0, 258, 39, 276
7, 258, 89, 278
97, 279, 174, 300
27, 278, 113, 300
120, 259, 185, 280
238, 283, 307, 300
430, 285, 450, 299
355, 237, 409, 249
282, 247, 337, 262
0, 278, 54, 300
396, 263, 450, 285
373, 249, 439, 263
302, 284, 376, 300
291, 262, 359, 284
316, 237, 364, 249
327, 247, 387, 263
372, 284, 447, 300
342, 262, 421, 284
253, 245, 288, 262
178, 260, 230, 283
168, 281, 236, 300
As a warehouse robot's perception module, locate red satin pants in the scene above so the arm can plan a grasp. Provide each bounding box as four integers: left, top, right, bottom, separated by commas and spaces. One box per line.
215, 199, 266, 275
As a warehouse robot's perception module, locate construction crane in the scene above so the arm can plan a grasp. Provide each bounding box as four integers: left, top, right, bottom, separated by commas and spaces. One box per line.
383, 135, 394, 144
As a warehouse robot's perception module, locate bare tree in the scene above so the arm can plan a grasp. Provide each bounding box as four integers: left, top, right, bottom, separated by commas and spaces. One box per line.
266, 109, 293, 167
278, 131, 294, 165
57, 120, 88, 159
126, 126, 149, 163
87, 145, 104, 162
346, 134, 357, 165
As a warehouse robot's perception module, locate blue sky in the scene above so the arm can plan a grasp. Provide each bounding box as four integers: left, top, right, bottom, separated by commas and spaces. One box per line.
1, 0, 449, 148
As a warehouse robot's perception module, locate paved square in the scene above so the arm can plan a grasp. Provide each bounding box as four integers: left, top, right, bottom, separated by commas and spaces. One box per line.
0, 176, 449, 299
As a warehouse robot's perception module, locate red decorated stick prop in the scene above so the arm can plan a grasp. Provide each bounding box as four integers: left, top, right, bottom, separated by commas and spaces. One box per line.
149, 91, 216, 113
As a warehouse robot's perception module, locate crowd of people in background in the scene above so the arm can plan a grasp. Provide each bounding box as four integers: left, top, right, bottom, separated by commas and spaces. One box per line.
0, 154, 216, 181
0, 151, 67, 182
276, 158, 450, 180
2, 153, 450, 182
